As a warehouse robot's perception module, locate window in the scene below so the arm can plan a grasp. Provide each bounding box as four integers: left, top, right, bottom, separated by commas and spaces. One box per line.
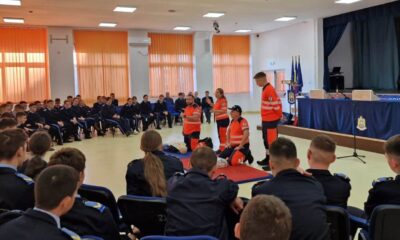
74, 30, 129, 103
212, 35, 250, 93
0, 27, 49, 102
148, 33, 194, 97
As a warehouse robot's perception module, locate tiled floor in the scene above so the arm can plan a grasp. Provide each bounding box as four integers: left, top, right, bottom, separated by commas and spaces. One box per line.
45, 113, 392, 209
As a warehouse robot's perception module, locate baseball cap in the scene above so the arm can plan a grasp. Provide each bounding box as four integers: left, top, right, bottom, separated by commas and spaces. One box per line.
228, 105, 242, 114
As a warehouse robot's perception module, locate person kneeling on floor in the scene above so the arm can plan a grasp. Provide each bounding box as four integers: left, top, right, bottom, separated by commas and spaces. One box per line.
218, 105, 254, 167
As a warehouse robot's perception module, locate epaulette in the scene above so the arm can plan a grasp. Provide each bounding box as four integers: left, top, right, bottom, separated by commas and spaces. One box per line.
334, 173, 350, 182
372, 177, 394, 187
83, 201, 106, 213
174, 172, 185, 177
214, 174, 227, 180
15, 173, 34, 185
61, 227, 81, 240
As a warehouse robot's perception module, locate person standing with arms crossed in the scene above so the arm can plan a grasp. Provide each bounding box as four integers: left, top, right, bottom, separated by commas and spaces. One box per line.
254, 72, 282, 171
182, 95, 202, 152
207, 88, 229, 154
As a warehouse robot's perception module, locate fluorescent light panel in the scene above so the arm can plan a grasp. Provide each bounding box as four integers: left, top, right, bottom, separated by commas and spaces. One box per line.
99, 22, 117, 27
235, 30, 252, 33
335, 0, 361, 4
274, 17, 296, 22
113, 6, 136, 13
0, 0, 21, 6
174, 26, 191, 31
203, 12, 225, 18
3, 17, 24, 23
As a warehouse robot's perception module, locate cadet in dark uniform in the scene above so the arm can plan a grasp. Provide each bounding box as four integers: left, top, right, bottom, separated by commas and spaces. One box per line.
126, 130, 183, 197
140, 94, 155, 131
110, 93, 119, 107
165, 147, 242, 240
101, 97, 130, 136
306, 135, 351, 209
154, 94, 173, 129
252, 137, 329, 240
364, 135, 400, 217
41, 100, 69, 145
174, 92, 187, 123
121, 98, 138, 134
59, 100, 81, 141
201, 91, 213, 124
0, 129, 34, 211
0, 165, 83, 240
71, 98, 93, 139
48, 148, 120, 240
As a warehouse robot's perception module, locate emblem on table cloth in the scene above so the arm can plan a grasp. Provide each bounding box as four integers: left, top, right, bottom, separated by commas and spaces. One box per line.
357, 116, 367, 131
288, 91, 296, 105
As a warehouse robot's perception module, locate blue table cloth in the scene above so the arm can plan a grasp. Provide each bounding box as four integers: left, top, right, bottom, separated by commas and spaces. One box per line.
298, 98, 400, 140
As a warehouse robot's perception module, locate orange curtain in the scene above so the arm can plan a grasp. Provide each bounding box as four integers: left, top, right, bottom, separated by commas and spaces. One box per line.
74, 30, 129, 103
212, 35, 250, 93
0, 27, 50, 103
148, 33, 194, 97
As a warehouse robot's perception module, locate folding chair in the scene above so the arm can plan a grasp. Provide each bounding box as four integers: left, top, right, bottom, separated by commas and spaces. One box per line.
325, 205, 351, 240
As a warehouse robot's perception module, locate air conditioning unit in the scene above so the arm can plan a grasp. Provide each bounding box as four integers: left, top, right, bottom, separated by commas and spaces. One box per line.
129, 37, 151, 47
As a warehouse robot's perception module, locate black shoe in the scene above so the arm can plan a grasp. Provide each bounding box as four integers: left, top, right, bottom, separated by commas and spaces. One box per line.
74, 136, 81, 141
63, 138, 73, 143
156, 126, 161, 130
262, 165, 271, 171
85, 134, 92, 139
57, 139, 64, 146
257, 155, 270, 166
247, 154, 254, 164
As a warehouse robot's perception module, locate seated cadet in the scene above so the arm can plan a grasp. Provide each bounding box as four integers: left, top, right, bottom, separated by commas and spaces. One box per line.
48, 147, 120, 240
0, 117, 17, 132
234, 195, 292, 240
71, 98, 93, 139
120, 98, 139, 135
18, 131, 50, 180
16, 112, 32, 134
0, 129, 34, 210
41, 100, 67, 145
126, 130, 184, 196
26, 103, 51, 134
59, 100, 81, 141
174, 92, 187, 123
182, 94, 201, 151
110, 93, 119, 107
80, 99, 104, 137
165, 147, 242, 240
164, 92, 174, 105
154, 94, 172, 129
140, 94, 155, 131
306, 135, 351, 209
219, 105, 254, 166
364, 134, 400, 217
0, 165, 83, 240
101, 97, 130, 136
91, 96, 105, 116
54, 98, 62, 110
252, 137, 329, 240
13, 103, 26, 114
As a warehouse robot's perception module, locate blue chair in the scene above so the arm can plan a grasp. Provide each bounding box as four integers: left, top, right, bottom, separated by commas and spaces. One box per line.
117, 195, 167, 237
357, 205, 400, 240
141, 236, 218, 240
166, 102, 181, 125
325, 206, 351, 240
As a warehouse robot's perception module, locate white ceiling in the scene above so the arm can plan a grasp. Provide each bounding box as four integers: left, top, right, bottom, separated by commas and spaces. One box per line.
0, 0, 397, 33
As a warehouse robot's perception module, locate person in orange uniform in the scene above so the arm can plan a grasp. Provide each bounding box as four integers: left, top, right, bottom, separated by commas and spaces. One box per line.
207, 88, 229, 153
182, 94, 202, 152
219, 105, 254, 166
254, 72, 282, 171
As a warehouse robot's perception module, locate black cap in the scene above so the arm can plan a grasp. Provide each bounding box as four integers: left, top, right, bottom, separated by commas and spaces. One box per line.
228, 105, 242, 114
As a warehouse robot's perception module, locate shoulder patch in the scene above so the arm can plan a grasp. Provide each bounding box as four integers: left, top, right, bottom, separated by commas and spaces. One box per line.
214, 174, 227, 180
15, 173, 34, 185
372, 177, 394, 187
334, 173, 350, 182
83, 201, 106, 213
61, 227, 81, 240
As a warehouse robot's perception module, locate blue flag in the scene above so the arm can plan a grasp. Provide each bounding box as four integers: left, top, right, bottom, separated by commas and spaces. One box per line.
296, 56, 303, 93
290, 56, 296, 91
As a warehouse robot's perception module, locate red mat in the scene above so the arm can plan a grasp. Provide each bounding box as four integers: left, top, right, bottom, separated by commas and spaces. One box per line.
181, 158, 271, 184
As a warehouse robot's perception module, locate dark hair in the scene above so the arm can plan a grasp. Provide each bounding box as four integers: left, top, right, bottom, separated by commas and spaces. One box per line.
143, 94, 148, 98
270, 137, 297, 159
0, 118, 17, 130
385, 135, 400, 157
48, 148, 86, 173
14, 104, 25, 112
67, 96, 73, 99
311, 135, 336, 153
253, 72, 266, 79
46, 99, 54, 103
0, 129, 27, 160
19, 157, 48, 180
132, 96, 137, 100
1, 112, 14, 118
16, 112, 27, 118
240, 195, 292, 240
55, 98, 61, 102
159, 94, 164, 98
190, 147, 217, 172
110, 93, 115, 96
19, 101, 27, 104
35, 165, 79, 210
29, 131, 52, 156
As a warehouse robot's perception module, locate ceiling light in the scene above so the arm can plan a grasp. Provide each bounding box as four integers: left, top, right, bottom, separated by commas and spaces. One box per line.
335, 0, 362, 4
274, 17, 297, 22
113, 6, 136, 13
235, 30, 252, 33
3, 17, 24, 23
99, 22, 117, 27
0, 0, 21, 6
174, 26, 191, 31
203, 12, 225, 18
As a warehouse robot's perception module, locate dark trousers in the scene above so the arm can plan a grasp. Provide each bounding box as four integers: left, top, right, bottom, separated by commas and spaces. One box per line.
203, 108, 211, 123
219, 144, 252, 164
141, 115, 154, 131
155, 112, 172, 128
261, 119, 280, 162
105, 118, 129, 135
48, 124, 63, 142
123, 117, 138, 132
184, 131, 200, 152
